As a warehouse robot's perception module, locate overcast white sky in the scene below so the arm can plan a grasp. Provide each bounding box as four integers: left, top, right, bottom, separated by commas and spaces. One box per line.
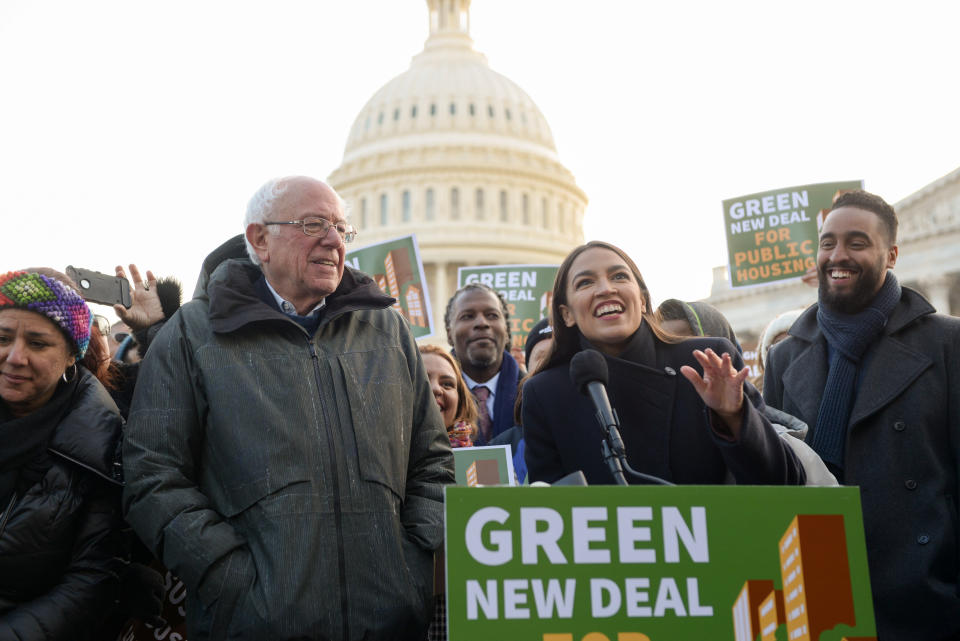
3, 0, 959, 317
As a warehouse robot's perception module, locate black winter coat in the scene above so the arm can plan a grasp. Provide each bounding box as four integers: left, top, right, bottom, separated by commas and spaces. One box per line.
763, 287, 960, 641
0, 368, 124, 640
523, 328, 805, 486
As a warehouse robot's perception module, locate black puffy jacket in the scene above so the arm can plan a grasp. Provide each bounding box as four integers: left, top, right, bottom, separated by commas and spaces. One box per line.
0, 368, 124, 640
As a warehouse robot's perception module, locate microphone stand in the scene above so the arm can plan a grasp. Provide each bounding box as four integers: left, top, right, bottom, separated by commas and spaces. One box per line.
600, 437, 628, 486
595, 409, 674, 486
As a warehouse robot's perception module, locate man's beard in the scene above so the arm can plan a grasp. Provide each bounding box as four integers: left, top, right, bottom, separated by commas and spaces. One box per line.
818, 260, 887, 314
465, 343, 501, 370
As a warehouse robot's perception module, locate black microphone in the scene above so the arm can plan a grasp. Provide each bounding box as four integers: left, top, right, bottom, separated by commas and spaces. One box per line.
569, 349, 673, 486
570, 350, 628, 485
569, 350, 623, 453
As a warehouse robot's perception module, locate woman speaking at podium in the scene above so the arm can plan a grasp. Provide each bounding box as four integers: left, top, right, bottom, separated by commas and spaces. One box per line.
522, 241, 805, 486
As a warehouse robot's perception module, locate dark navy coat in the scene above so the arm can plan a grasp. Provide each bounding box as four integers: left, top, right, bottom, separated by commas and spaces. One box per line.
523, 327, 804, 486
764, 287, 960, 641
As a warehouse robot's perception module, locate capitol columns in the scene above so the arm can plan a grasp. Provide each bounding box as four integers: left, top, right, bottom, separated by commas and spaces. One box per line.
919, 273, 954, 315
434, 260, 449, 308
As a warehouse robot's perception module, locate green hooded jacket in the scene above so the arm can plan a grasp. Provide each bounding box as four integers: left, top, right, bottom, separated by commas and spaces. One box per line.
123, 257, 454, 641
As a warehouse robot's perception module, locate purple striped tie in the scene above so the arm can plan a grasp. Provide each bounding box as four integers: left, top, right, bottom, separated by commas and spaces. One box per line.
472, 385, 492, 442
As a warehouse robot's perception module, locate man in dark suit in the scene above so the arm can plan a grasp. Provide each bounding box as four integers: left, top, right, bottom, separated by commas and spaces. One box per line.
763, 190, 960, 640
444, 283, 520, 445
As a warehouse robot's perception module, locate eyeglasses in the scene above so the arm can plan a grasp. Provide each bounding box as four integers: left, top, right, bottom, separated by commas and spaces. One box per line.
92, 315, 112, 337
113, 332, 130, 344
264, 217, 357, 243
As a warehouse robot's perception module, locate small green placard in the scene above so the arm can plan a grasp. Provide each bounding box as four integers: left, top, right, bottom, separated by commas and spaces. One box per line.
723, 181, 862, 288
346, 234, 433, 338
453, 445, 517, 486
445, 485, 875, 641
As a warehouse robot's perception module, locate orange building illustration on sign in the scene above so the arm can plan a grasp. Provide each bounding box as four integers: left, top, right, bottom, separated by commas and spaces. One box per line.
758, 587, 785, 641
731, 514, 874, 641
465, 459, 500, 486
405, 284, 426, 327
779, 515, 855, 640
733, 580, 773, 640
384, 249, 412, 314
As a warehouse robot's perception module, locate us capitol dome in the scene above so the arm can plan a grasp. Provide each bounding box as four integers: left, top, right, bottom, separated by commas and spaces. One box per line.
328, 0, 587, 340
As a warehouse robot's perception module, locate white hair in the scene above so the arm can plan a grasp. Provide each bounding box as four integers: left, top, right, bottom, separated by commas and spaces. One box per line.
244, 177, 291, 265
242, 177, 350, 266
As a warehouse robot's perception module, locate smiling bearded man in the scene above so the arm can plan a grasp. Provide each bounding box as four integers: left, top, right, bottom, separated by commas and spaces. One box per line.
763, 190, 960, 640
122, 176, 454, 641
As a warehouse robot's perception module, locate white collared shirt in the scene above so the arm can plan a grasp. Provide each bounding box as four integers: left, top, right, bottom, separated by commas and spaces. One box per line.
462, 370, 499, 418
264, 278, 326, 317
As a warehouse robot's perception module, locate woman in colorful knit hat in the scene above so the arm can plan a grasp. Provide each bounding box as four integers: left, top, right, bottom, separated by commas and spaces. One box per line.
0, 270, 124, 639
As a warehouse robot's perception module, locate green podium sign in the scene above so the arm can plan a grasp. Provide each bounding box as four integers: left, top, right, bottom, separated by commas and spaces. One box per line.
444, 486, 876, 641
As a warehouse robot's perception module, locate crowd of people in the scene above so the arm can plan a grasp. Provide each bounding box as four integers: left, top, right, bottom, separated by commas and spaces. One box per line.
1, 176, 957, 640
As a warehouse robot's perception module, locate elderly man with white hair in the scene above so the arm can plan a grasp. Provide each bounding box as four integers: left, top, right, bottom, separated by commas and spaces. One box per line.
123, 176, 453, 641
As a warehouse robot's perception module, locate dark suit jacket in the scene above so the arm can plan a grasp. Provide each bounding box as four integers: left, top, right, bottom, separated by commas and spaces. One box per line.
764, 287, 960, 641
523, 329, 804, 486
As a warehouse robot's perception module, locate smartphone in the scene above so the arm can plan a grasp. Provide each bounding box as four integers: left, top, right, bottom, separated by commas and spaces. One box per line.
66, 266, 132, 308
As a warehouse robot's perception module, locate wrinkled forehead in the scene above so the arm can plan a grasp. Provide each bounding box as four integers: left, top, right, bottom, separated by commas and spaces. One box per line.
0, 308, 68, 340
454, 288, 503, 314
277, 179, 345, 221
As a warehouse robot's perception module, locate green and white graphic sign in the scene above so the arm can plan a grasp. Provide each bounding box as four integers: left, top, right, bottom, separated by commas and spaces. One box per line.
723, 180, 863, 288
445, 486, 876, 641
346, 234, 433, 339
453, 445, 517, 486
457, 264, 558, 354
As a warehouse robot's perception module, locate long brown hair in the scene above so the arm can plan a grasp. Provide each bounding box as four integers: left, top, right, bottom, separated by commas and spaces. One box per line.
419, 344, 479, 432
543, 241, 679, 371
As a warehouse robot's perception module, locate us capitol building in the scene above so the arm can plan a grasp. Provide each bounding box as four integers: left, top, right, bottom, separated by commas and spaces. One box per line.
328, 0, 586, 338
328, 1, 959, 348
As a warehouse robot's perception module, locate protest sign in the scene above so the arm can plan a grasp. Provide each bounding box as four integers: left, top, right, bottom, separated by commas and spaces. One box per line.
457, 264, 558, 352
346, 234, 433, 339
453, 445, 517, 486
724, 181, 862, 288
445, 486, 875, 641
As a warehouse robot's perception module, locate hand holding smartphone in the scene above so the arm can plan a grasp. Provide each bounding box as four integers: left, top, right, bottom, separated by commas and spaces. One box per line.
66, 266, 133, 308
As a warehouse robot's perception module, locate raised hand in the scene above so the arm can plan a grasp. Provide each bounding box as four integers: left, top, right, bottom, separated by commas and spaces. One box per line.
680, 348, 749, 437
114, 264, 164, 330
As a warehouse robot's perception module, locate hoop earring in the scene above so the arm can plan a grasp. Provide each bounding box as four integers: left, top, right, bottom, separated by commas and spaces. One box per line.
62, 363, 78, 383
